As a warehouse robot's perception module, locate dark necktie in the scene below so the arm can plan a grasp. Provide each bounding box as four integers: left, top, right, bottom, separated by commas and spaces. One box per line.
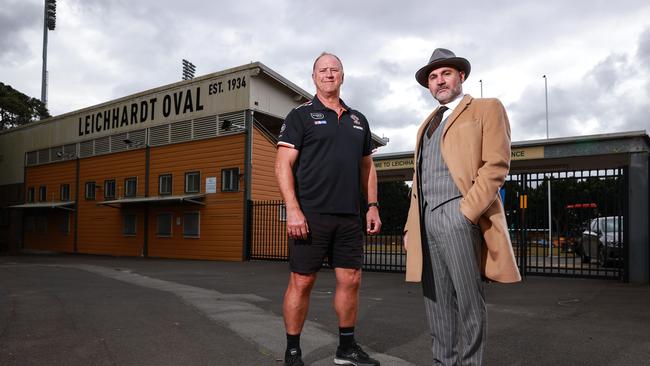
426, 106, 449, 139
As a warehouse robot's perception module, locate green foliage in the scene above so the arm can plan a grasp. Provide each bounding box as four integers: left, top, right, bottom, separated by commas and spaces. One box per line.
377, 181, 411, 232
503, 172, 624, 234
0, 82, 50, 130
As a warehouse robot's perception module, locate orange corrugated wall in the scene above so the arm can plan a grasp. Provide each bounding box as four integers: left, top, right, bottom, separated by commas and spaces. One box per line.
76, 149, 146, 256
24, 160, 76, 252
147, 134, 245, 260
22, 128, 286, 260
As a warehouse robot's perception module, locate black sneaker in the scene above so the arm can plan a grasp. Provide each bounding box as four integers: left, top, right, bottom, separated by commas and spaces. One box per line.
284, 348, 304, 366
334, 343, 380, 366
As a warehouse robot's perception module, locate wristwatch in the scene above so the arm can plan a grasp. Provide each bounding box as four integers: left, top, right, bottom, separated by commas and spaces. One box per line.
368, 202, 379, 208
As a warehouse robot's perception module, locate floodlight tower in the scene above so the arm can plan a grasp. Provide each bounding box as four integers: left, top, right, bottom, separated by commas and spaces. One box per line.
41, 0, 56, 108
182, 59, 196, 80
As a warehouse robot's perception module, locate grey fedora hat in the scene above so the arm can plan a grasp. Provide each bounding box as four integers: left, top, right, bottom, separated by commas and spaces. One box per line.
415, 48, 471, 87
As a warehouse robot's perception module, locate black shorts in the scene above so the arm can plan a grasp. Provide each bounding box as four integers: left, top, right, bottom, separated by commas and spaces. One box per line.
289, 212, 363, 274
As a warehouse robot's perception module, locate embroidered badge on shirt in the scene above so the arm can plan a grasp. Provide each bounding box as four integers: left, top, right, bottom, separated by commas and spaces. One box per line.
351, 114, 361, 125
310, 112, 325, 119
314, 120, 327, 125
353, 125, 364, 131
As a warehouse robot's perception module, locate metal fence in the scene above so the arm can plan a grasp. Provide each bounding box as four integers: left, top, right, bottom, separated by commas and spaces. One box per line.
248, 200, 407, 272
504, 168, 627, 280
249, 167, 628, 280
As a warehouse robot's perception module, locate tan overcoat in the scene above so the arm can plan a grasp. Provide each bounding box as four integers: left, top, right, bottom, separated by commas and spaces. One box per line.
404, 94, 521, 283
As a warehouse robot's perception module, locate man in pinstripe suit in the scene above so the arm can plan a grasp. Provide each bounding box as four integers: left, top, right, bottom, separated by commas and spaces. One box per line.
403, 48, 521, 365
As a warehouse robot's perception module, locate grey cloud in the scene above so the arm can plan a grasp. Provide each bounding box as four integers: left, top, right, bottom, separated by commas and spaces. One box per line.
590, 54, 628, 91
622, 104, 650, 133
377, 60, 401, 75
636, 27, 650, 69
2, 0, 649, 142
507, 43, 647, 140
342, 74, 390, 118
343, 74, 426, 131
0, 1, 40, 64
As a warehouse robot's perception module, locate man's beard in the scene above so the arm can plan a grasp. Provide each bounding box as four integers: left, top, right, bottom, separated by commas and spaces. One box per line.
435, 84, 462, 103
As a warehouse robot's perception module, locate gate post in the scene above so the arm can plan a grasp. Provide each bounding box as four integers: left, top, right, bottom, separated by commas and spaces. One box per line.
244, 199, 253, 261
519, 174, 528, 277
627, 153, 649, 284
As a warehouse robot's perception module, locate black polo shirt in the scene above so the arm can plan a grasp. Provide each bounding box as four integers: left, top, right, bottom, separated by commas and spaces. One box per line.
278, 96, 374, 215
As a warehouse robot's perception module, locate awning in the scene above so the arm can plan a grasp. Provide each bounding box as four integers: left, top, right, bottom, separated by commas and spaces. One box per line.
9, 201, 76, 211
98, 193, 207, 208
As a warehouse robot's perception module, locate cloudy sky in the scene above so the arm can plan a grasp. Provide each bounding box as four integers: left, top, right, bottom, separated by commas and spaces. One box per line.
1, 0, 649, 153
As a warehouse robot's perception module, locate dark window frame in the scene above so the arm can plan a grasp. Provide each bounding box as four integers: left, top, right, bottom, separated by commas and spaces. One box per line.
185, 171, 200, 193
221, 168, 240, 192
156, 212, 173, 237
39, 186, 47, 202
36, 215, 47, 234
124, 177, 137, 198
60, 184, 70, 201
60, 212, 70, 235
27, 187, 35, 203
24, 216, 36, 232
182, 211, 200, 238
159, 174, 173, 195
123, 214, 137, 236
104, 179, 116, 199
85, 182, 96, 200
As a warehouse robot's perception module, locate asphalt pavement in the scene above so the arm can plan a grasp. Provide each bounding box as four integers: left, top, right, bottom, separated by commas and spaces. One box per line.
1, 253, 649, 365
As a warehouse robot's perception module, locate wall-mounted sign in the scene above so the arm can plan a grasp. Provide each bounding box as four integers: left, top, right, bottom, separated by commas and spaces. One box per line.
511, 146, 544, 161
206, 177, 217, 193
374, 157, 414, 171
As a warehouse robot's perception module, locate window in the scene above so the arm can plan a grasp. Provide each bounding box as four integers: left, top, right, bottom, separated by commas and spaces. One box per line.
24, 216, 35, 232
159, 174, 172, 195
27, 187, 35, 203
123, 214, 137, 236
60, 212, 70, 235
124, 177, 137, 197
0, 209, 8, 227
36, 216, 47, 234
185, 171, 200, 193
183, 212, 200, 238
60, 184, 70, 201
156, 213, 172, 237
221, 168, 239, 192
39, 186, 47, 201
103, 179, 116, 199
85, 181, 96, 200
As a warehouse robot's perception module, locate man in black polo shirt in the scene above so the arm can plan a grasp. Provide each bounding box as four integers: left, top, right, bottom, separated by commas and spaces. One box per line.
275, 52, 382, 366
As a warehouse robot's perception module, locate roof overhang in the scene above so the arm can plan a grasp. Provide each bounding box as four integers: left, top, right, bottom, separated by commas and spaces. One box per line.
10, 201, 76, 211
98, 193, 207, 208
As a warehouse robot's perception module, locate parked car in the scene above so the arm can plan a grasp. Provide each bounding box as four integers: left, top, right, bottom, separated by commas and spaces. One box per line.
578, 216, 623, 267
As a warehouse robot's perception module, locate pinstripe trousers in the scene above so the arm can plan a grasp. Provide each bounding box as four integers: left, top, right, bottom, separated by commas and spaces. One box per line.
423, 198, 486, 366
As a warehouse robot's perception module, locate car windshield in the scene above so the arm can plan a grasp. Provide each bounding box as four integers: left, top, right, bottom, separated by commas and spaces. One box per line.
599, 218, 620, 233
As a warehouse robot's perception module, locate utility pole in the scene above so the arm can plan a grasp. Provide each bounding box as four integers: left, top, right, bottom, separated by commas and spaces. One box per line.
543, 75, 552, 257
41, 0, 56, 110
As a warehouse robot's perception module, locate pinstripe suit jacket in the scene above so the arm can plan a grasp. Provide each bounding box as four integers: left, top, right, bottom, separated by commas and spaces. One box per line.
404, 95, 521, 283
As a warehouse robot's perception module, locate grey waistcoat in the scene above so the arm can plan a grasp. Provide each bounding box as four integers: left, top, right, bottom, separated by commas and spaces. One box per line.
419, 116, 462, 211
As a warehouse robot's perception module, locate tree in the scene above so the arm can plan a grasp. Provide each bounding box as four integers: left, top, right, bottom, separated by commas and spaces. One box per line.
377, 181, 411, 232
0, 82, 50, 130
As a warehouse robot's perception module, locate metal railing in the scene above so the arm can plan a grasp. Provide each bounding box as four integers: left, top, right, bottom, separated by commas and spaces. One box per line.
504, 168, 627, 280
248, 200, 406, 272
250, 166, 628, 280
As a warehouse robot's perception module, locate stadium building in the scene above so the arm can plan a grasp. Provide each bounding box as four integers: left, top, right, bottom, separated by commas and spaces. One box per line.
0, 62, 386, 260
